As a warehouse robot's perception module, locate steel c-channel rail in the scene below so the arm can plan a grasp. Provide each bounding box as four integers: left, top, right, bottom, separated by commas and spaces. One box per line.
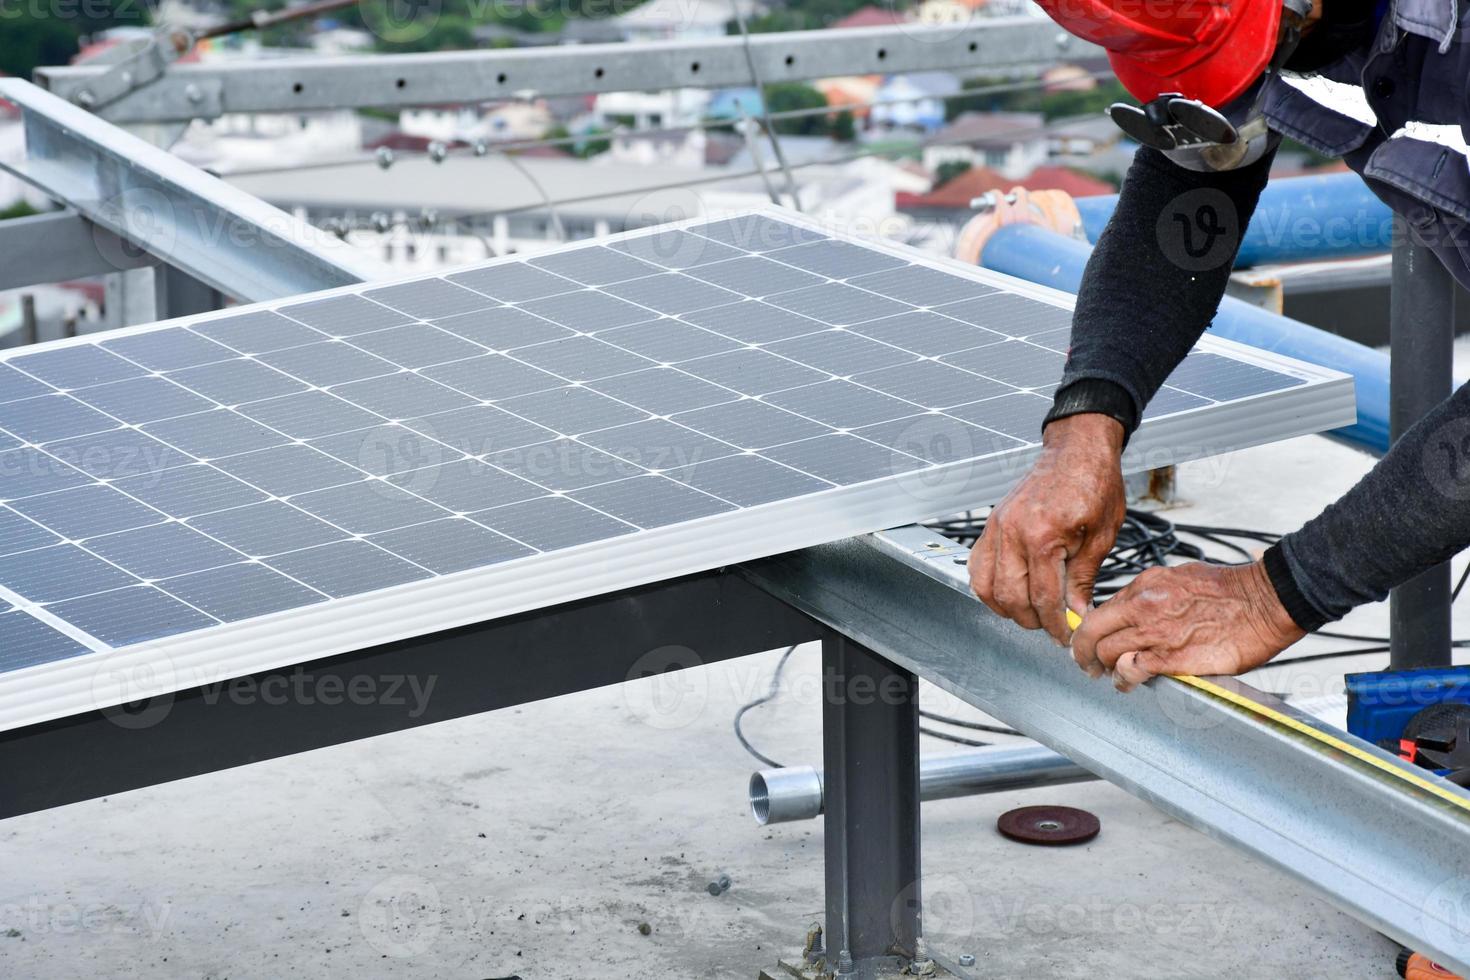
738, 524, 1470, 974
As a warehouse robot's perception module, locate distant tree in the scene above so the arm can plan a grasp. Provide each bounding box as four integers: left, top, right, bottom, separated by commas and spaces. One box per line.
765, 82, 829, 136
546, 124, 610, 158
945, 75, 1131, 122
830, 108, 857, 143
933, 160, 972, 187
0, 200, 40, 221
1, 17, 82, 79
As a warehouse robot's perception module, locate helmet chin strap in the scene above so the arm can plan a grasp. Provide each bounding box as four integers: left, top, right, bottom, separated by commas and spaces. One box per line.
1106, 0, 1311, 172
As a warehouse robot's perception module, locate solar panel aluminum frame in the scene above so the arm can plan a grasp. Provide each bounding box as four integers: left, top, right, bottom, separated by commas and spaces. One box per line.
0, 207, 1356, 734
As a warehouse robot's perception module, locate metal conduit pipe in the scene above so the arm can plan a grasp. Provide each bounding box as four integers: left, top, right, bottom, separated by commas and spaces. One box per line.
748, 744, 1096, 825
1073, 172, 1395, 268
979, 222, 1396, 454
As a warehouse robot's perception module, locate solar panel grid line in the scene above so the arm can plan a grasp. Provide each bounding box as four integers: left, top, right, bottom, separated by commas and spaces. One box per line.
0, 207, 1353, 733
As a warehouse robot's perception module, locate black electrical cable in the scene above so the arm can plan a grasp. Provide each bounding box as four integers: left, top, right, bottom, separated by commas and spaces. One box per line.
923, 508, 1469, 666
918, 709, 1021, 736
732, 645, 797, 769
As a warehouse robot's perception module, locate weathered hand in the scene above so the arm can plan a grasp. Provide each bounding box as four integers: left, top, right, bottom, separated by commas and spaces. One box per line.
969, 413, 1128, 645
1070, 561, 1306, 691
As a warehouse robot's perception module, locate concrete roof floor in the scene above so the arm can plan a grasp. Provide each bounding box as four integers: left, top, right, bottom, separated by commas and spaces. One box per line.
1, 346, 1459, 979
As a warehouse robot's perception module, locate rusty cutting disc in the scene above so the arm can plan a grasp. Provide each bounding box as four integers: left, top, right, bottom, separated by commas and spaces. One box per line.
996, 805, 1100, 846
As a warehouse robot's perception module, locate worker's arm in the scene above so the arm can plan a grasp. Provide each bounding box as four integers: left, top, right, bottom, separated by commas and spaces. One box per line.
970, 142, 1279, 645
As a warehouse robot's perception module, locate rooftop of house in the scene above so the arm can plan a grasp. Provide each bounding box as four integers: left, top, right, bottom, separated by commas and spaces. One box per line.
896, 162, 1113, 209
929, 110, 1047, 147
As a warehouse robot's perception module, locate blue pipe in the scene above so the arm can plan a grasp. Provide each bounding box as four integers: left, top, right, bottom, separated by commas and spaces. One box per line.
980, 222, 1389, 454
1074, 172, 1394, 267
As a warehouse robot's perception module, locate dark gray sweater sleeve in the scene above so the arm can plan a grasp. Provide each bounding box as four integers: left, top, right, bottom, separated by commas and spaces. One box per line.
1045, 142, 1278, 434
1266, 384, 1470, 629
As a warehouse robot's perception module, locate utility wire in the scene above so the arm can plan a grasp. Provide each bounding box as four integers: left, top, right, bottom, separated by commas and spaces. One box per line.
727, 0, 803, 211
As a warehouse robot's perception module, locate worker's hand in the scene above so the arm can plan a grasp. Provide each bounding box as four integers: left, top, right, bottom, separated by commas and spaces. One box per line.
969, 413, 1127, 646
1071, 561, 1306, 691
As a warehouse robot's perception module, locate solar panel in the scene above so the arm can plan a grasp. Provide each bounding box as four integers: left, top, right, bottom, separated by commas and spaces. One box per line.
0, 209, 1354, 732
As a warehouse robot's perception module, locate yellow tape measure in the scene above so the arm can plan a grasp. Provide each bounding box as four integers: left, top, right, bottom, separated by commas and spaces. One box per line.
1064, 608, 1470, 813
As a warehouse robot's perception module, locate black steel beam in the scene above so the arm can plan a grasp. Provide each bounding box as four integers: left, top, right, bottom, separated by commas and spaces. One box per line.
821, 633, 921, 977
0, 570, 821, 820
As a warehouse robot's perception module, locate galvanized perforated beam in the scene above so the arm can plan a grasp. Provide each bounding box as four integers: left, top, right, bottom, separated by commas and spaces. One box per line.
35, 19, 1096, 123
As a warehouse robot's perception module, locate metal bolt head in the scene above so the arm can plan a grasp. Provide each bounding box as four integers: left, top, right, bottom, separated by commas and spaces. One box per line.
473, 139, 489, 157
371, 211, 391, 233
375, 147, 395, 170
76, 89, 96, 108
428, 140, 448, 163
184, 83, 203, 104
705, 873, 731, 895
959, 953, 976, 967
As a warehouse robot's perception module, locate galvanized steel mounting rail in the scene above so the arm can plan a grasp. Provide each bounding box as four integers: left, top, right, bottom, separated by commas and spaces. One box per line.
738, 524, 1470, 973
34, 20, 1098, 124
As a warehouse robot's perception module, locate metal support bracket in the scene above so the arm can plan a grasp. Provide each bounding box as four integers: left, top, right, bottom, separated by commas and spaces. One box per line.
0, 79, 383, 302
739, 525, 1470, 973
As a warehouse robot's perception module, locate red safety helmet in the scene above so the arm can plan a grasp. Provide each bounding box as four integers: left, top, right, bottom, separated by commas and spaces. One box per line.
1033, 0, 1290, 108
1034, 0, 1312, 170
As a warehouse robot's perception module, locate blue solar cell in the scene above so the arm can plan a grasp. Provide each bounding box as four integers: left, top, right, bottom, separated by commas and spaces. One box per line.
330, 372, 477, 419
431, 306, 574, 351
511, 336, 655, 383
289, 479, 450, 534
495, 386, 648, 435
0, 394, 121, 443
85, 521, 246, 580
765, 433, 925, 486
520, 290, 653, 331
404, 405, 555, 456
672, 453, 832, 507
0, 506, 60, 556
11, 484, 166, 541
765, 380, 920, 427
364, 278, 494, 319
212, 444, 364, 497
167, 357, 308, 404
471, 495, 636, 552
370, 517, 535, 574
160, 562, 326, 623
530, 245, 661, 286
570, 474, 734, 529
448, 262, 580, 303
0, 446, 93, 501
9, 345, 145, 389
191, 501, 349, 558
594, 319, 741, 363
279, 294, 415, 335
387, 457, 546, 510
41, 429, 192, 481
234, 390, 384, 440
0, 545, 140, 602
0, 363, 55, 403
347, 323, 487, 369
48, 586, 217, 647
610, 229, 744, 268
601, 273, 742, 315
678, 349, 828, 396
257, 341, 398, 387
0, 612, 90, 672
192, 310, 324, 354
682, 301, 827, 345
488, 438, 643, 492
1143, 385, 1213, 418
70, 375, 215, 424
102, 329, 236, 371
268, 540, 432, 598
689, 215, 826, 251
421, 355, 566, 401
309, 423, 460, 478
143, 409, 291, 459
113, 463, 270, 518
586, 367, 741, 415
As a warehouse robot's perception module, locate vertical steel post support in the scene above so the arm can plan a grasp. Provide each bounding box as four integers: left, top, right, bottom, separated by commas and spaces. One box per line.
1389, 217, 1455, 668
153, 265, 225, 321
821, 632, 921, 977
